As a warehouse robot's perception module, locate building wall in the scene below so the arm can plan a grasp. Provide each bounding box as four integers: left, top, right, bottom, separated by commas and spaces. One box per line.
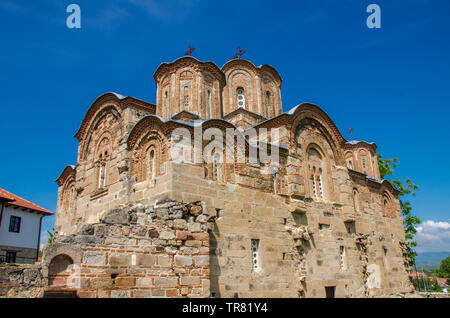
0, 206, 41, 264
0, 206, 41, 249
52, 58, 414, 297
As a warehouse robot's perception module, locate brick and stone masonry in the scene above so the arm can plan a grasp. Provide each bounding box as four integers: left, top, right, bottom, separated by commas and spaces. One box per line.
1, 200, 213, 298
0, 56, 423, 298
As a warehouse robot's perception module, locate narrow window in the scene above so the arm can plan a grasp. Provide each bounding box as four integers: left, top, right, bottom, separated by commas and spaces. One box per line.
345, 221, 356, 234
312, 167, 318, 198
318, 168, 324, 199
325, 286, 336, 298
149, 149, 155, 180
183, 86, 189, 109
164, 90, 169, 117
348, 160, 353, 169
5, 251, 16, 263
236, 88, 245, 108
9, 216, 21, 233
352, 189, 359, 211
273, 171, 279, 193
383, 247, 389, 270
339, 246, 346, 270
251, 239, 260, 272
208, 89, 212, 118
98, 162, 106, 188
213, 153, 220, 181
266, 91, 272, 117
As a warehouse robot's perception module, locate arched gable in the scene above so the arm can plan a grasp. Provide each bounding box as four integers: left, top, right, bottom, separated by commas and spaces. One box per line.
80, 105, 122, 161
74, 93, 126, 142
289, 103, 345, 164
56, 165, 76, 187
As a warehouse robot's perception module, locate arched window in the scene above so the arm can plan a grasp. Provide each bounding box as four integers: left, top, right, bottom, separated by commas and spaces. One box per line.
318, 168, 324, 199
352, 189, 359, 211
183, 86, 189, 109
96, 137, 111, 189
149, 149, 156, 180
97, 152, 107, 189
272, 168, 280, 194
236, 87, 245, 108
308, 147, 327, 201
163, 90, 169, 117
266, 91, 272, 117
311, 167, 318, 198
206, 89, 212, 118
213, 153, 220, 181
348, 160, 353, 169
98, 161, 106, 188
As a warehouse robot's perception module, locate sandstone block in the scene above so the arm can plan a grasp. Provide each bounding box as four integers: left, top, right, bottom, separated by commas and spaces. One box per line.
174, 255, 193, 266
154, 277, 178, 287
180, 276, 200, 286
100, 209, 129, 225
135, 254, 156, 266
109, 254, 131, 266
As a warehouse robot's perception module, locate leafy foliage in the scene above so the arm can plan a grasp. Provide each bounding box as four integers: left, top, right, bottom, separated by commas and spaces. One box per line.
47, 229, 54, 244
434, 256, 450, 278
377, 154, 421, 267
411, 277, 443, 292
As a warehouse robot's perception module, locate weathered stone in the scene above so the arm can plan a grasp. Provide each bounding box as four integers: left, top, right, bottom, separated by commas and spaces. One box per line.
130, 225, 147, 237
159, 230, 175, 240
156, 208, 169, 220
174, 255, 193, 267
79, 224, 94, 235
74, 235, 102, 244
188, 223, 201, 233
196, 215, 208, 224
174, 219, 188, 230
135, 254, 156, 266
83, 251, 105, 265
100, 209, 129, 225
109, 254, 131, 266
189, 205, 202, 216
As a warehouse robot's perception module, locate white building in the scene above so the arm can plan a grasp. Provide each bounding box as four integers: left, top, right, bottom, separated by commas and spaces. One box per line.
0, 188, 53, 264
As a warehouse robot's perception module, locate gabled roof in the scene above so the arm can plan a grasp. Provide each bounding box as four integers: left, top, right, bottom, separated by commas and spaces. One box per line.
171, 110, 200, 121
55, 165, 76, 187
0, 188, 15, 202
0, 187, 53, 215
223, 107, 267, 122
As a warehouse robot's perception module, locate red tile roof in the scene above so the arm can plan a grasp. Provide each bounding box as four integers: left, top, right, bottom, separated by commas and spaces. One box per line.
0, 188, 15, 202
0, 187, 53, 215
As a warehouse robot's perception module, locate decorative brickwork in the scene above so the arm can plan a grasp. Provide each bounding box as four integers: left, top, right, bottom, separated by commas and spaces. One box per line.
46, 56, 418, 297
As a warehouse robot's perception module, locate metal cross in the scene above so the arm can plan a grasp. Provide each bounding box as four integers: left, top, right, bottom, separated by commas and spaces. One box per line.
185, 45, 195, 56
347, 127, 355, 140
232, 46, 246, 59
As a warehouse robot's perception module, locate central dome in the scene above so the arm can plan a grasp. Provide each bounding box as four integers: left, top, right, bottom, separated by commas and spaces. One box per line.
153, 56, 282, 121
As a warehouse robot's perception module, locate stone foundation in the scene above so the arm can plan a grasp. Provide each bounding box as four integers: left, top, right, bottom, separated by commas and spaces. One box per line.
2, 200, 213, 298
0, 245, 38, 264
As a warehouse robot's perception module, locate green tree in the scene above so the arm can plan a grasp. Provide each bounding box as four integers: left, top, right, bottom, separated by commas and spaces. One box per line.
412, 277, 443, 292
377, 154, 421, 267
47, 229, 54, 244
434, 256, 450, 278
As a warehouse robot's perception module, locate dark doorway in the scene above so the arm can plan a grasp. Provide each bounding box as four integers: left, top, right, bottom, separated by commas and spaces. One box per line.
325, 286, 335, 298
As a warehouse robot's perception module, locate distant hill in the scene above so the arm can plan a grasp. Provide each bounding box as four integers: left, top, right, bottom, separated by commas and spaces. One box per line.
415, 252, 450, 270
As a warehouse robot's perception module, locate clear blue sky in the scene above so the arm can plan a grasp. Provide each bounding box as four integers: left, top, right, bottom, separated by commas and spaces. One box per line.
0, 0, 449, 252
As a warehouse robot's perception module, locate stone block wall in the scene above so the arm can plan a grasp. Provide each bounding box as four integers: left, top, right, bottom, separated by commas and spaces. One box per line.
0, 264, 45, 298
3, 200, 213, 298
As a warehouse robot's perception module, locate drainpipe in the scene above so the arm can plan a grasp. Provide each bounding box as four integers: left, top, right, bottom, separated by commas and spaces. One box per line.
0, 201, 4, 228
36, 215, 43, 262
